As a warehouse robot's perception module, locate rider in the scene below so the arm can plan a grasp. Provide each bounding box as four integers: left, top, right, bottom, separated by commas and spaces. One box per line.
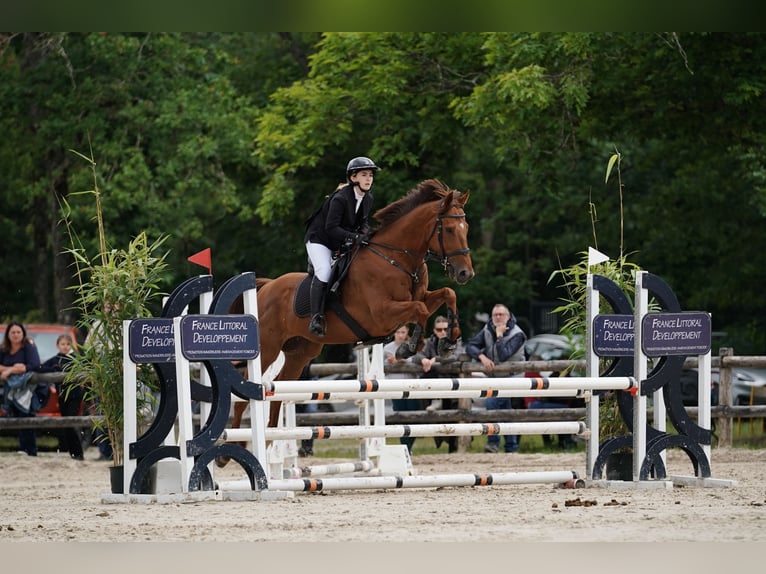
304, 156, 380, 336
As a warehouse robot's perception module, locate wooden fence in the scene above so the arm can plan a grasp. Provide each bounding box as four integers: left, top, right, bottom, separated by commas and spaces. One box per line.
302, 349, 766, 448
1, 350, 764, 448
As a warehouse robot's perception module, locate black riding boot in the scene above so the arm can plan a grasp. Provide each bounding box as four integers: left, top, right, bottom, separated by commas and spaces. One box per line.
308, 277, 328, 336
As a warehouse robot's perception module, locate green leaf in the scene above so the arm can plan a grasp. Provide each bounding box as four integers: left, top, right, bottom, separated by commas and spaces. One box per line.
605, 153, 619, 184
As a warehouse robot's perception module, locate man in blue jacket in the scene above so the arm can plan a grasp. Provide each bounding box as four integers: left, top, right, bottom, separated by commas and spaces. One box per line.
465, 304, 527, 453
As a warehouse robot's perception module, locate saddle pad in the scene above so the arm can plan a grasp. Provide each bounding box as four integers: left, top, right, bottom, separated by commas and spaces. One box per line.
293, 274, 312, 317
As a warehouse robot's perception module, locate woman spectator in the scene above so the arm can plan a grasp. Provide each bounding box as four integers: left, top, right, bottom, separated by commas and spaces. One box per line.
0, 321, 43, 456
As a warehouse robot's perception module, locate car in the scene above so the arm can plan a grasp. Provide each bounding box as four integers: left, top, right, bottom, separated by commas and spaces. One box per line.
723, 367, 766, 406
0, 322, 82, 416
679, 368, 719, 406
679, 367, 766, 407
524, 333, 582, 362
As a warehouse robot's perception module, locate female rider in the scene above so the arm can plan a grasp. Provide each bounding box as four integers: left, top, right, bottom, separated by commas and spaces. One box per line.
303, 156, 380, 336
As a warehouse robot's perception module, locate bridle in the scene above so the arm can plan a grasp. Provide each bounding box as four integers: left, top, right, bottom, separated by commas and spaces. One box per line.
425, 202, 471, 273
365, 197, 470, 286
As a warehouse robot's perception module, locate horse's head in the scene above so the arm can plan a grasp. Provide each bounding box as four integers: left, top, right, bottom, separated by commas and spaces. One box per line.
427, 189, 474, 285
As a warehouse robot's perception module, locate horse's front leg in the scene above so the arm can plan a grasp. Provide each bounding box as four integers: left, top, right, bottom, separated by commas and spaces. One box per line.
422, 287, 461, 355
396, 322, 424, 359
379, 300, 431, 358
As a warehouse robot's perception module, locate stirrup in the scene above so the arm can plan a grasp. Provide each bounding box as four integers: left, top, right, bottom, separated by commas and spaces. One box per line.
309, 314, 326, 337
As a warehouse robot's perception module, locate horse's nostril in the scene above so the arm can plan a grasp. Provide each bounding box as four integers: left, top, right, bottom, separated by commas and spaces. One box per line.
457, 269, 474, 284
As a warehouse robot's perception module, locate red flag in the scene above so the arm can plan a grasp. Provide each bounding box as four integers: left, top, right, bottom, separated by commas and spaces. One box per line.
187, 247, 212, 274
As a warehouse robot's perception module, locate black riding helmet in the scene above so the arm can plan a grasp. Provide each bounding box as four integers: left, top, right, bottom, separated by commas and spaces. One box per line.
346, 156, 380, 184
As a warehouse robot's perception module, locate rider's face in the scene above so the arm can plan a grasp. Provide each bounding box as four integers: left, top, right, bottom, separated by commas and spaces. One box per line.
351, 169, 374, 192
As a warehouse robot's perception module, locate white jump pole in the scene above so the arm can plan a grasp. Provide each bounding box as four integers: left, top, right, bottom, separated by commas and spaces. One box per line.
264, 376, 636, 395
250, 388, 582, 403
219, 469, 580, 492
585, 272, 600, 480
282, 460, 377, 479
224, 421, 586, 443
633, 271, 649, 482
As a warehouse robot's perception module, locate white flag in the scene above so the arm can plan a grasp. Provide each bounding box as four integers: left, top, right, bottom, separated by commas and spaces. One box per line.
588, 246, 609, 267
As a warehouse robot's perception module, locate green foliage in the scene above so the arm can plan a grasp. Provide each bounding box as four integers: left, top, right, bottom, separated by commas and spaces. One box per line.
550, 151, 639, 441
1, 32, 766, 357
61, 148, 169, 466
549, 250, 643, 341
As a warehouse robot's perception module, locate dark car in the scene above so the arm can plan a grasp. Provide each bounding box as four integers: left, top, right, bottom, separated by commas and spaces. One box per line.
679, 368, 719, 406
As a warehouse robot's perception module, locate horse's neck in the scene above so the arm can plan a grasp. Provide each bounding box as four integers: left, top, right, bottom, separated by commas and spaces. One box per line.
375, 205, 434, 258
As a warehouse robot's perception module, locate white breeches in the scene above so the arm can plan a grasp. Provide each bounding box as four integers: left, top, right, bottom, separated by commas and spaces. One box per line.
306, 241, 333, 282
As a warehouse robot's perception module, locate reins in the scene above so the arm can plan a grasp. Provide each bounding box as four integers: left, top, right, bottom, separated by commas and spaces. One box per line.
365, 196, 470, 286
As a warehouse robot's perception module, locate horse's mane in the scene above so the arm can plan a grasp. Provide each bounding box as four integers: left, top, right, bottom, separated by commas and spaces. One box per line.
372, 179, 453, 232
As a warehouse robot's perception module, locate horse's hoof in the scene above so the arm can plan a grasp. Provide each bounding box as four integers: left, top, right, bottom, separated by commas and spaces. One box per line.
395, 342, 416, 359
215, 456, 230, 468
437, 338, 457, 357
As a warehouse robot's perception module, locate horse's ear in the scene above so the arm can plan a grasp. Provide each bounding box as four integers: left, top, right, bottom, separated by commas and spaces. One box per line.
458, 190, 470, 206
440, 190, 455, 214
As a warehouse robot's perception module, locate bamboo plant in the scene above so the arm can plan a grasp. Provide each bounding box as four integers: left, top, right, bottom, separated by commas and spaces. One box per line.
61, 147, 169, 466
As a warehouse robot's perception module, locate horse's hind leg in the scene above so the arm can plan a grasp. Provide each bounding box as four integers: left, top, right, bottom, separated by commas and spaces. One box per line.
214, 396, 249, 468
216, 340, 323, 467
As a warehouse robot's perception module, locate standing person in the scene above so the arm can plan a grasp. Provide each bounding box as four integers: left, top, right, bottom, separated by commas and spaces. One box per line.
411, 315, 463, 453
37, 334, 85, 460
0, 321, 42, 456
384, 324, 422, 454
304, 156, 379, 336
465, 304, 527, 453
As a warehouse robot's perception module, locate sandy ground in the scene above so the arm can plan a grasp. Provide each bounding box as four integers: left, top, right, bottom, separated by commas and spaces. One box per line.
1, 445, 765, 545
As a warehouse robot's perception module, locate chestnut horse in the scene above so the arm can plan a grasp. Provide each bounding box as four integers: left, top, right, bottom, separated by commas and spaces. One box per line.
222, 179, 473, 464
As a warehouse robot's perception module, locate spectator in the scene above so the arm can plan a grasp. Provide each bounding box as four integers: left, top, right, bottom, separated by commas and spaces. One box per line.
465, 304, 527, 453
0, 321, 43, 456
411, 316, 463, 453
37, 334, 85, 460
384, 325, 422, 454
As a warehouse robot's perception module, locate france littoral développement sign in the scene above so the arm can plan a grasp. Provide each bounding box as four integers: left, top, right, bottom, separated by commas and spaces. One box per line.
593, 311, 711, 358
593, 314, 635, 357
641, 311, 711, 357
179, 314, 259, 361
129, 318, 176, 364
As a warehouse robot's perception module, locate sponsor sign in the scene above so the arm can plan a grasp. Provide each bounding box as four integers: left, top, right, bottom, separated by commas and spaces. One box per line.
179, 314, 259, 361
129, 318, 176, 364
593, 314, 635, 357
641, 311, 711, 357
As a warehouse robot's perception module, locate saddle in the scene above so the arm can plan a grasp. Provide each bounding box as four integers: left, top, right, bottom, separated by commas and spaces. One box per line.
293, 250, 390, 347
293, 250, 353, 318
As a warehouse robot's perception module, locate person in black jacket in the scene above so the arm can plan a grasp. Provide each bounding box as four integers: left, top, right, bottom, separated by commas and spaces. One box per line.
411, 316, 464, 453
303, 156, 379, 336
37, 334, 85, 460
